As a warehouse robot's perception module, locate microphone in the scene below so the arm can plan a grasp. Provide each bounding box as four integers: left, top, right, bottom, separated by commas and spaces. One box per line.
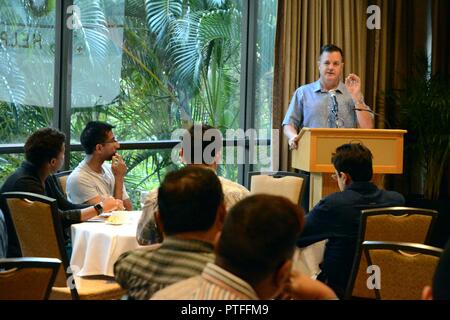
329, 90, 340, 128
352, 108, 392, 128
329, 90, 338, 114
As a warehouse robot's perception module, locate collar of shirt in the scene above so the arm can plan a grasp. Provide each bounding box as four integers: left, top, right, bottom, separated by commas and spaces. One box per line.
21, 161, 39, 174
163, 236, 215, 253
201, 263, 260, 299
313, 79, 346, 94
344, 181, 378, 193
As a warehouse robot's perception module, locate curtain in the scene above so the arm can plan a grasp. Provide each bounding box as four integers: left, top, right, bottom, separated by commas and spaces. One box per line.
431, 0, 450, 197
432, 0, 450, 76
273, 0, 368, 171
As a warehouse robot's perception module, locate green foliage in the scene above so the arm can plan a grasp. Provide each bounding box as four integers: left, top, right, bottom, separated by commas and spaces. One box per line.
68, 0, 242, 204
0, 0, 277, 206
0, 154, 23, 184
395, 54, 450, 200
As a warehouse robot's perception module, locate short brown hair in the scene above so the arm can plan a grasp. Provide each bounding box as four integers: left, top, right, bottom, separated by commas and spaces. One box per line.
331, 143, 373, 181
320, 44, 344, 61
24, 128, 65, 168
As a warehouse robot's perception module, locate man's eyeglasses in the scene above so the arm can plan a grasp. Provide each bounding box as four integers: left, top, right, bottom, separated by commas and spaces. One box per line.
102, 137, 119, 144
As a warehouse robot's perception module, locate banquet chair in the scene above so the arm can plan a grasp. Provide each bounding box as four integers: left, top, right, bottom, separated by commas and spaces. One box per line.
54, 170, 72, 196
1, 191, 125, 300
360, 241, 442, 300
248, 171, 323, 277
248, 171, 308, 205
0, 257, 61, 300
346, 206, 438, 299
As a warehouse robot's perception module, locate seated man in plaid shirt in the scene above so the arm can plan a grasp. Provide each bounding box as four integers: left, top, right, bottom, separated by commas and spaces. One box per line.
114, 166, 225, 300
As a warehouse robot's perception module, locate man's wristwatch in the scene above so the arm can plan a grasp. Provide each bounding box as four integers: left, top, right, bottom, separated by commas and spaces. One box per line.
94, 202, 104, 215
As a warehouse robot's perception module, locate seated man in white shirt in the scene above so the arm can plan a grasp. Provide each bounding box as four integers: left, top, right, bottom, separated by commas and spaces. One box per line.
67, 121, 132, 210
136, 123, 249, 245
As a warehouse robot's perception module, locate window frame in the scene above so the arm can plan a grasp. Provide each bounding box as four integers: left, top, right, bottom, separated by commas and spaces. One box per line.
0, 0, 273, 187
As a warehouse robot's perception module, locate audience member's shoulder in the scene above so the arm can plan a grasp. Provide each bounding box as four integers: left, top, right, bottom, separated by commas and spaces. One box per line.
321, 190, 353, 204
385, 189, 405, 203
218, 176, 249, 193
67, 163, 87, 181
7, 175, 43, 194
117, 244, 161, 265
151, 276, 202, 300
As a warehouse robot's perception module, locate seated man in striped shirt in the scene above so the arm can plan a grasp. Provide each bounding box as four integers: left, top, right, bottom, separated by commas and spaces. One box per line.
114, 166, 225, 300
152, 194, 336, 300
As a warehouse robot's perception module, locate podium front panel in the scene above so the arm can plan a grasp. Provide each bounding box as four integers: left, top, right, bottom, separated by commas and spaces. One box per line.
292, 129, 406, 174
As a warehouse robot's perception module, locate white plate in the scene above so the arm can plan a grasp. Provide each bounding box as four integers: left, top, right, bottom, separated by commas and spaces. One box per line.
104, 221, 124, 225
105, 212, 130, 225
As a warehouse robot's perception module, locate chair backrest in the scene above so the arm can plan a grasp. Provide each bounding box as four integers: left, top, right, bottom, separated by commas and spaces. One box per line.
54, 170, 72, 196
0, 257, 61, 300
1, 191, 78, 299
360, 207, 437, 244
248, 171, 307, 205
346, 207, 438, 299
361, 241, 442, 300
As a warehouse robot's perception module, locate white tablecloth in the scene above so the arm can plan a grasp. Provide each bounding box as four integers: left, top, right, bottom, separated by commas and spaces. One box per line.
70, 211, 145, 277
292, 240, 328, 278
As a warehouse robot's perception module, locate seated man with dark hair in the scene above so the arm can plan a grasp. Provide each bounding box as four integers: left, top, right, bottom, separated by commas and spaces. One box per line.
0, 128, 121, 258
67, 121, 132, 210
136, 123, 249, 245
114, 166, 226, 300
296, 143, 405, 298
152, 194, 336, 300
422, 240, 450, 300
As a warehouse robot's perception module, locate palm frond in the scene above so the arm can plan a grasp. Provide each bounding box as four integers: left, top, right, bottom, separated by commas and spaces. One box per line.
169, 8, 240, 86
145, 0, 183, 43
73, 0, 110, 65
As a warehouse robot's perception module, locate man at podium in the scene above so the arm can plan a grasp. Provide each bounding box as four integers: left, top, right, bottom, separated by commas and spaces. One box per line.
283, 44, 374, 150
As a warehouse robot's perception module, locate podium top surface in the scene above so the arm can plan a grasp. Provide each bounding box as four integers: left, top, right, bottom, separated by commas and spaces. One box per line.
298, 127, 407, 136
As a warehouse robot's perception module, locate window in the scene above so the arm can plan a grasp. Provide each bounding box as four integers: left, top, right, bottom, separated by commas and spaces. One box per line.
0, 0, 277, 206
0, 1, 56, 143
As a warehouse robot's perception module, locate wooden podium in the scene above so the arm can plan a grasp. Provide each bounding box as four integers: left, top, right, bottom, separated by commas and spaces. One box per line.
291, 128, 407, 209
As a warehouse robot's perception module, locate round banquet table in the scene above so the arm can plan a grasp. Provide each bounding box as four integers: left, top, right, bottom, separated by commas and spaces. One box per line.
70, 211, 147, 277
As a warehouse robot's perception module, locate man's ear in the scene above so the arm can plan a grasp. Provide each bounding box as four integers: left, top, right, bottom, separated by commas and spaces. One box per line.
49, 158, 57, 167
422, 285, 433, 300
341, 172, 352, 186
155, 210, 164, 235
213, 231, 222, 249
179, 148, 185, 164
95, 143, 103, 153
217, 202, 226, 226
